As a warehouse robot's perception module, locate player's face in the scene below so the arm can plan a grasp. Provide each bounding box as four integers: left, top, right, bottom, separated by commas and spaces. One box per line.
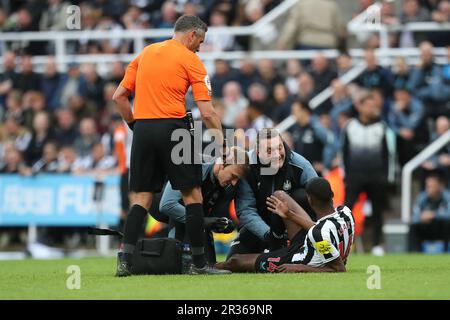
426, 178, 443, 199
258, 136, 285, 170
188, 30, 205, 53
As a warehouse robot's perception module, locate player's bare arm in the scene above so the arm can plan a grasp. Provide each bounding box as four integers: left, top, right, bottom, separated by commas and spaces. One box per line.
112, 85, 135, 124
277, 257, 346, 273
266, 191, 315, 230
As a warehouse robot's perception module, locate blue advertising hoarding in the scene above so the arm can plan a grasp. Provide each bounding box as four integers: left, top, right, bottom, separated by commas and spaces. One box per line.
0, 174, 120, 226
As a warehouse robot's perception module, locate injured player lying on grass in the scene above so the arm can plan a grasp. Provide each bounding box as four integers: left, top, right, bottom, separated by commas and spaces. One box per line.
216, 177, 355, 273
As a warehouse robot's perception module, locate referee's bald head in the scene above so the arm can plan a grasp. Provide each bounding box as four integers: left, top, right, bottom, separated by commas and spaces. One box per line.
175, 15, 208, 35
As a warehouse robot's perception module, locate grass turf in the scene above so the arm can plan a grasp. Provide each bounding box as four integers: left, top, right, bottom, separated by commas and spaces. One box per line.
0, 254, 449, 300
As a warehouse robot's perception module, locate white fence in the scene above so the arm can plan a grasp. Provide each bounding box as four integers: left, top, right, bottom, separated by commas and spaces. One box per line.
401, 130, 450, 223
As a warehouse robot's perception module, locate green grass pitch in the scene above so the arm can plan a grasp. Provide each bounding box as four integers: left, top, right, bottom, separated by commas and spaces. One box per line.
1, 254, 450, 299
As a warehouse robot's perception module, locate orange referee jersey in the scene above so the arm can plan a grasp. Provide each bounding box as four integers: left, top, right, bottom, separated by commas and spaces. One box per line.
120, 39, 212, 119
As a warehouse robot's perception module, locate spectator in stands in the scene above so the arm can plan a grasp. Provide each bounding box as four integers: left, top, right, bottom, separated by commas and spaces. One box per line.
203, 9, 235, 52
341, 91, 396, 256
421, 116, 450, 183
256, 59, 283, 99
3, 90, 24, 124
370, 88, 391, 123
95, 15, 126, 54
392, 57, 411, 90
0, 115, 32, 153
121, 5, 150, 31
22, 91, 47, 129
428, 0, 450, 46
242, 0, 265, 26
73, 142, 117, 175
271, 83, 295, 124
237, 58, 259, 96
307, 53, 337, 93
57, 145, 78, 173
283, 59, 303, 95
108, 61, 125, 85
41, 56, 66, 110
73, 117, 99, 158
222, 81, 248, 127
409, 173, 450, 252
0, 52, 18, 106
15, 55, 41, 93
399, 0, 430, 47
419, 0, 440, 12
79, 64, 105, 111
296, 72, 316, 104
355, 49, 393, 97
55, 108, 79, 147
68, 94, 96, 121
234, 110, 249, 131
78, 5, 100, 54
90, 0, 128, 20
39, 0, 71, 31
440, 45, 450, 104
289, 100, 334, 175
154, 0, 178, 38
401, 0, 431, 23
98, 82, 118, 130
60, 63, 84, 107
330, 80, 353, 137
0, 144, 27, 174
5, 8, 42, 54
214, 0, 240, 26
388, 87, 425, 166
336, 51, 353, 77
0, 7, 6, 32
211, 59, 237, 98
277, 0, 346, 50
380, 1, 399, 26
247, 82, 269, 114
27, 141, 60, 174
246, 100, 274, 147
408, 41, 447, 117
25, 111, 54, 165
431, 0, 450, 21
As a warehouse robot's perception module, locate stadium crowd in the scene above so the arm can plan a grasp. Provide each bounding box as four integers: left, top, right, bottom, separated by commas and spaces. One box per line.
0, 0, 449, 254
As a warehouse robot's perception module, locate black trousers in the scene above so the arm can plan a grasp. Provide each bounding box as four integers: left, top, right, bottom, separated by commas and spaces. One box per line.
226, 228, 268, 260
409, 219, 450, 252
344, 174, 387, 247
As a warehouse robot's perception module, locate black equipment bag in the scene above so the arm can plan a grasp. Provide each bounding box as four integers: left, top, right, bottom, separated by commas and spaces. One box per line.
131, 238, 182, 275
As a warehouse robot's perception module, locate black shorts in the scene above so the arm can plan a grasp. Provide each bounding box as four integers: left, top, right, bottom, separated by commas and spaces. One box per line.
129, 118, 202, 193
255, 229, 308, 273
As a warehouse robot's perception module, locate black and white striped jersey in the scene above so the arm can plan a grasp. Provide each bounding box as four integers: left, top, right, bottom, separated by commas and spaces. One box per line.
291, 206, 355, 267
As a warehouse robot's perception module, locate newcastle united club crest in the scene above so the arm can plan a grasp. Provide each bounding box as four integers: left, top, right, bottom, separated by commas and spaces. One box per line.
282, 180, 292, 191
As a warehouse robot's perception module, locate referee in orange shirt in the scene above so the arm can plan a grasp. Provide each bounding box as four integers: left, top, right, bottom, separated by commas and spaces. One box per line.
113, 15, 228, 276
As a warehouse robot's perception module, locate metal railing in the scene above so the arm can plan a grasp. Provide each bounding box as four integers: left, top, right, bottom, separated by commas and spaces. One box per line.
401, 130, 450, 223
348, 2, 450, 55
0, 0, 299, 69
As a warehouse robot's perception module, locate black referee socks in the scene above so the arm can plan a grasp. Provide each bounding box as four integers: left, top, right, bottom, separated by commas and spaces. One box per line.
186, 203, 206, 268
122, 204, 148, 257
